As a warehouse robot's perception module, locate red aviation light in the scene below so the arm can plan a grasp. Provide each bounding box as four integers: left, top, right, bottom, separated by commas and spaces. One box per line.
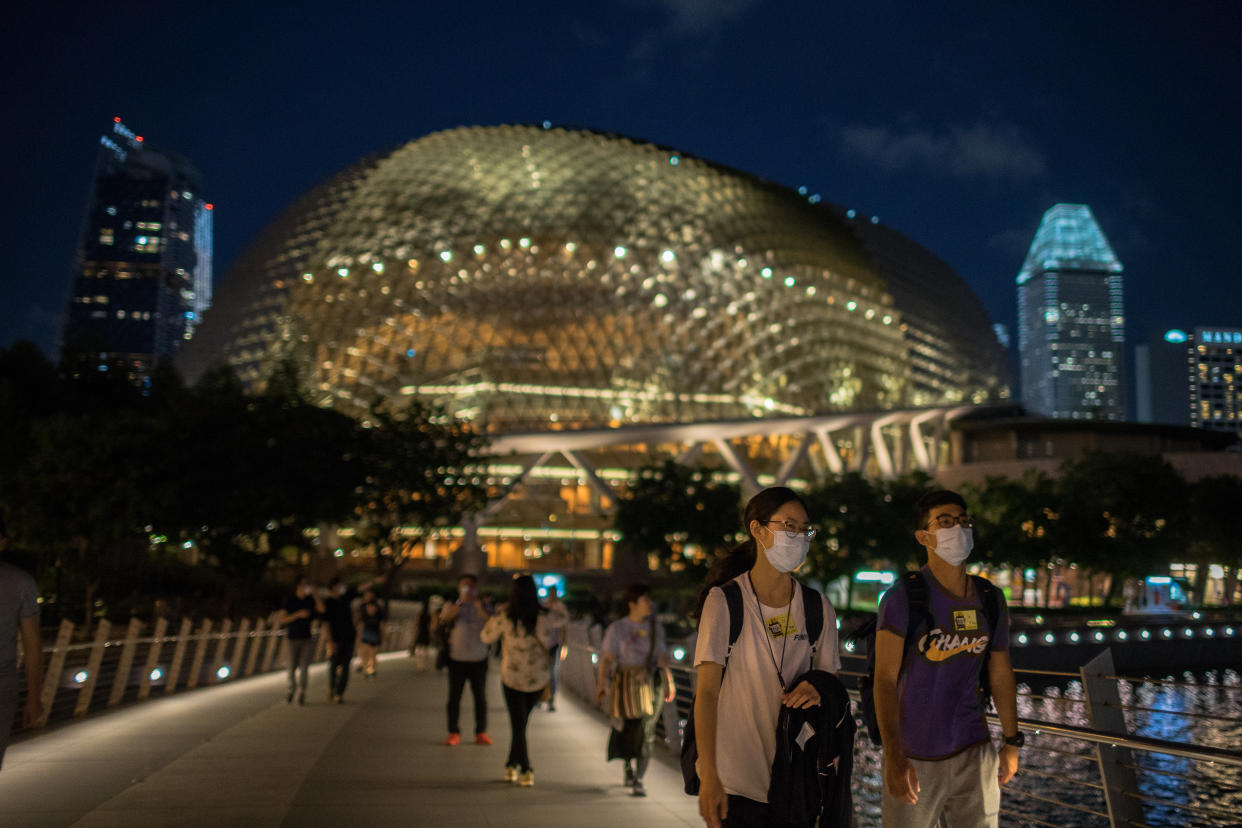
135, 136, 144, 142
205, 203, 214, 210
113, 116, 122, 123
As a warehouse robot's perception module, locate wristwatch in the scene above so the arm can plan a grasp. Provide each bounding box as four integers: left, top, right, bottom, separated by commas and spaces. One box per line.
1002, 731, 1025, 748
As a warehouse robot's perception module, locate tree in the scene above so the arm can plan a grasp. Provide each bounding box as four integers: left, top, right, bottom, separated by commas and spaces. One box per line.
962, 470, 1061, 606
612, 460, 741, 577
1055, 452, 1190, 607
1186, 474, 1242, 606
351, 398, 491, 576
803, 471, 933, 608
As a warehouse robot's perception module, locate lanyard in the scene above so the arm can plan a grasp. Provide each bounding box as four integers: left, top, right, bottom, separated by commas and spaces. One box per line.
748, 573, 794, 692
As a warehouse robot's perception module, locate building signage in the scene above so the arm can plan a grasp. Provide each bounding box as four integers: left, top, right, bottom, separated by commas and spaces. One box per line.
1198, 330, 1242, 345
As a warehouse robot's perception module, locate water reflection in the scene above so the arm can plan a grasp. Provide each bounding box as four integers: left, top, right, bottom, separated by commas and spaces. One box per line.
849, 668, 1241, 827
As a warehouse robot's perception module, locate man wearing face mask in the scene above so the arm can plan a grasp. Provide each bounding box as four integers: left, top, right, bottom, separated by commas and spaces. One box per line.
440, 573, 493, 746
322, 574, 385, 703
873, 490, 1020, 828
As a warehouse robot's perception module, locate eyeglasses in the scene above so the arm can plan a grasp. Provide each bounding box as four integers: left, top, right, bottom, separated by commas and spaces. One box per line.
928, 514, 973, 530
764, 520, 818, 540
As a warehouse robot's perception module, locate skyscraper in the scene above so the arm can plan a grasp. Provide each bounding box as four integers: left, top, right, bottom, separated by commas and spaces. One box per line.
1016, 204, 1124, 420
1134, 328, 1192, 426
1190, 326, 1241, 434
63, 118, 212, 387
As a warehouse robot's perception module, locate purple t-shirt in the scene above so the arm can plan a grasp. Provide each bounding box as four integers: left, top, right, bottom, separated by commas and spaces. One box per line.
877, 566, 1009, 760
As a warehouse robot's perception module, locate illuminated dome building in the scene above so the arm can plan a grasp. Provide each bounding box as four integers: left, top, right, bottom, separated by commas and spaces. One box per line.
183, 124, 1011, 571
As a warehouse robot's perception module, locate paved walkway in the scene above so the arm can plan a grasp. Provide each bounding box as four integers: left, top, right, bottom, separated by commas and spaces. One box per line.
0, 653, 701, 828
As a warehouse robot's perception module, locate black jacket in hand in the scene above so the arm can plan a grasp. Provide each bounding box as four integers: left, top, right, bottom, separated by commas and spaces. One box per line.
768, 669, 856, 827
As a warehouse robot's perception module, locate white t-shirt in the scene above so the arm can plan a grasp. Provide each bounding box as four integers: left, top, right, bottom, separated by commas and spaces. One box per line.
693, 573, 841, 803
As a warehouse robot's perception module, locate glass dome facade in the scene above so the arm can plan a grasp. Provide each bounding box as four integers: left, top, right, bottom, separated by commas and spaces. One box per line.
183, 125, 1009, 430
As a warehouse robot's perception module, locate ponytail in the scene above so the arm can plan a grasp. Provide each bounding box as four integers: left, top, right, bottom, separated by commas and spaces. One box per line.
693, 540, 756, 620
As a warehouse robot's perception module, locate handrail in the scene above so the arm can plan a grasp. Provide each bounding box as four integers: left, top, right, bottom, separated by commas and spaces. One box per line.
1013, 716, 1242, 768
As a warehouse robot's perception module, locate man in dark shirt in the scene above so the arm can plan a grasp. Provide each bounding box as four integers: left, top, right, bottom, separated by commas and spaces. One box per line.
279, 575, 323, 705
321, 574, 384, 703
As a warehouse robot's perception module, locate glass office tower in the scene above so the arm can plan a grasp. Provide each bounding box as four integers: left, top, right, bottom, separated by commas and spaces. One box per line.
1191, 326, 1241, 434
63, 118, 212, 387
1016, 204, 1125, 420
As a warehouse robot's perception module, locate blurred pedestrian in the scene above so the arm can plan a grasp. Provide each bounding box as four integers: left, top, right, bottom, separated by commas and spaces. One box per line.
0, 513, 43, 770
358, 589, 386, 678
440, 574, 492, 746
322, 574, 383, 703
543, 585, 569, 711
413, 600, 433, 670
595, 583, 675, 796
279, 574, 323, 706
480, 574, 569, 787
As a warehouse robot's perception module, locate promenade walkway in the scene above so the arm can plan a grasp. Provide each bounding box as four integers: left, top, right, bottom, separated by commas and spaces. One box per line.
0, 653, 701, 828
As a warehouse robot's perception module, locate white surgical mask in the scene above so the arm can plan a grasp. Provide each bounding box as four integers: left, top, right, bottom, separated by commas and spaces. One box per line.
763, 531, 810, 573
933, 526, 974, 566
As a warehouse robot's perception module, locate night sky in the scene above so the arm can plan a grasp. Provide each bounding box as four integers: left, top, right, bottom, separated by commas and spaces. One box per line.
3, 1, 1239, 393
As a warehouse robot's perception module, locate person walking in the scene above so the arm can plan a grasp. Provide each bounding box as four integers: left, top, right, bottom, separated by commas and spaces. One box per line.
693, 486, 843, 828
322, 574, 383, 703
874, 490, 1020, 828
440, 574, 492, 746
595, 583, 675, 796
357, 589, 386, 678
480, 574, 569, 788
279, 574, 323, 706
0, 514, 43, 770
543, 585, 568, 711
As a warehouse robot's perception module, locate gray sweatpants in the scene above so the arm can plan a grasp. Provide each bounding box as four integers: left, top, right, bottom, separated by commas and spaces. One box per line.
882, 740, 1000, 828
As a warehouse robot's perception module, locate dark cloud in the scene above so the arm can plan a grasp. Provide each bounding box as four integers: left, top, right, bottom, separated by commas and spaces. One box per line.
839, 122, 1047, 179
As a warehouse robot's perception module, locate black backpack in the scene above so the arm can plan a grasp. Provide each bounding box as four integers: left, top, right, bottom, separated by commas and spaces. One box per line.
681, 579, 825, 795
849, 570, 1000, 746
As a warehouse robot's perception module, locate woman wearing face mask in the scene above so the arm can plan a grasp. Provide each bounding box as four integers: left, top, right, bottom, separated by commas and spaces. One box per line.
692, 487, 842, 828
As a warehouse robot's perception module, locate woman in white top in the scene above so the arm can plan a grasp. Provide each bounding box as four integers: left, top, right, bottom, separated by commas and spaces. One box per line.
594, 583, 676, 796
692, 486, 842, 828
480, 574, 569, 788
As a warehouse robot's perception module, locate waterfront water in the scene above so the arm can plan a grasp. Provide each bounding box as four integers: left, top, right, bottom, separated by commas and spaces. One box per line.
850, 668, 1242, 827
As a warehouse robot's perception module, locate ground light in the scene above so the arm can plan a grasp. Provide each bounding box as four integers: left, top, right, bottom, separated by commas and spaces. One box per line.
216, 665, 232, 680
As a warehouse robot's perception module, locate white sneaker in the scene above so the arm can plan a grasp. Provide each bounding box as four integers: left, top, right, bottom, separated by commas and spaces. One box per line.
518, 770, 534, 787
504, 766, 518, 783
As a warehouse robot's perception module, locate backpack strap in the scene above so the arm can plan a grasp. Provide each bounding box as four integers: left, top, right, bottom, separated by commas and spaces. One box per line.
721, 580, 744, 669
899, 571, 931, 677
798, 581, 824, 656
972, 575, 1002, 636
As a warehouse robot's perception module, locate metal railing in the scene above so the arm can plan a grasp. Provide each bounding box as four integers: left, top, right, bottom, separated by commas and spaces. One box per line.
11, 613, 417, 734
557, 620, 1242, 828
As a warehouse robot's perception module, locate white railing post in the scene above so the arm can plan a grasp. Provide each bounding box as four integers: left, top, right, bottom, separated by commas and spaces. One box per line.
245, 618, 264, 677
38, 619, 75, 727
1081, 649, 1145, 827
187, 619, 213, 689
138, 617, 168, 701
74, 619, 109, 717
107, 618, 144, 708
165, 617, 193, 694
209, 619, 233, 683
261, 612, 283, 672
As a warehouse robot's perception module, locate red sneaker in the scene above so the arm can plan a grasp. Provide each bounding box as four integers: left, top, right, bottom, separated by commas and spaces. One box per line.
475, 732, 493, 746
444, 733, 461, 746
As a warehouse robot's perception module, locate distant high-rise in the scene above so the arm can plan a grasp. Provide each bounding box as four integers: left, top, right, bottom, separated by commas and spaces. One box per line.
1016, 204, 1124, 420
1134, 328, 1192, 426
63, 118, 212, 387
1190, 326, 1241, 434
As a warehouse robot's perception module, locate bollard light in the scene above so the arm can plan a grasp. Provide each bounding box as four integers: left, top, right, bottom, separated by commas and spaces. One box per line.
1068, 631, 1080, 644
216, 665, 231, 680
1139, 629, 1151, 640
1183, 628, 1194, 638
1092, 631, 1105, 642
73, 670, 90, 685
1204, 627, 1215, 638
1043, 632, 1056, 645
149, 667, 163, 682
1116, 630, 1129, 641
1016, 633, 1028, 646
590, 653, 599, 665
1225, 627, 1235, 637
1161, 628, 1173, 639
672, 646, 687, 662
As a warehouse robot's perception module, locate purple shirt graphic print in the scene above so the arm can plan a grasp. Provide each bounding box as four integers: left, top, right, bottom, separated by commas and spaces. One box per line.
877, 566, 1010, 760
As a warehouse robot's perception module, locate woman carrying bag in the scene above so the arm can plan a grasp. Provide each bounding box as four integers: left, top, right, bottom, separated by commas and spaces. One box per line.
480, 574, 568, 788
594, 583, 676, 796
